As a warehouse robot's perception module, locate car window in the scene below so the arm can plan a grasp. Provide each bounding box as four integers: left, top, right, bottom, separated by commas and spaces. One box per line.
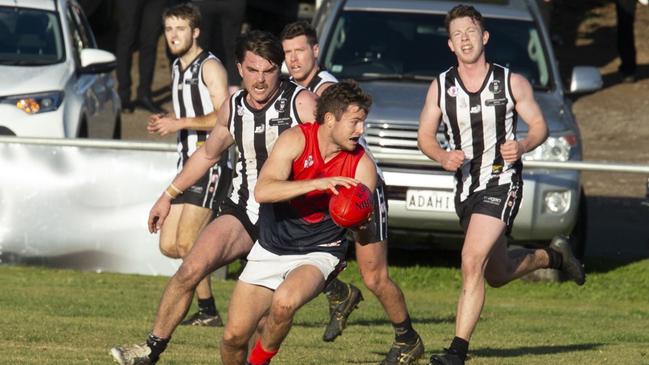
0, 7, 64, 65
322, 10, 552, 90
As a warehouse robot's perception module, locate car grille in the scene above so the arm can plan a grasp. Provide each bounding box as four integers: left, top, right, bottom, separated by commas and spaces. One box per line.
365, 122, 420, 153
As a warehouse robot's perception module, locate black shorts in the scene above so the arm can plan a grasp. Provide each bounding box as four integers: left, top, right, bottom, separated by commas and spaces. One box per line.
455, 181, 522, 235
218, 198, 259, 242
354, 175, 389, 245
171, 164, 232, 211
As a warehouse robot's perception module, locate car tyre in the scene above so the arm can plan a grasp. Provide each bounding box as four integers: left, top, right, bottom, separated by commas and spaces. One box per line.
568, 188, 587, 260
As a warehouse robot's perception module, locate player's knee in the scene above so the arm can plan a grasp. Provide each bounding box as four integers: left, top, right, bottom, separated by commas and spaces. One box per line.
176, 239, 193, 257
461, 254, 485, 278
270, 296, 298, 323
174, 261, 205, 288
360, 268, 387, 293
221, 327, 248, 350
159, 241, 180, 259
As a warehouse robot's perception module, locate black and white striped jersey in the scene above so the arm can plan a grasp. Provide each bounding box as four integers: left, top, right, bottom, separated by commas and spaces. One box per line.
171, 51, 218, 169
227, 80, 306, 224
303, 69, 337, 94
437, 63, 522, 202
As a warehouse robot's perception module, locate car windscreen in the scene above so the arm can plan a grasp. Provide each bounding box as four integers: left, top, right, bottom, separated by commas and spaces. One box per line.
0, 7, 64, 66
322, 10, 552, 90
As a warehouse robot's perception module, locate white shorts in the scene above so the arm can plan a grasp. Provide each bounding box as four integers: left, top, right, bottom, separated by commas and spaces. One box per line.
239, 242, 340, 290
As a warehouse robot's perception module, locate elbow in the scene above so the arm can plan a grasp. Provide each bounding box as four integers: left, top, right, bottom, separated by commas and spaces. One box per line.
254, 184, 271, 204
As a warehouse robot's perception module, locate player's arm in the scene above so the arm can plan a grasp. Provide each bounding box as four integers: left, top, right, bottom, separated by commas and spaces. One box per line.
179, 58, 229, 130
294, 89, 318, 124
148, 98, 235, 232
349, 153, 377, 234
417, 79, 465, 171
147, 59, 228, 135
353, 153, 377, 193
500, 73, 549, 163
255, 127, 358, 203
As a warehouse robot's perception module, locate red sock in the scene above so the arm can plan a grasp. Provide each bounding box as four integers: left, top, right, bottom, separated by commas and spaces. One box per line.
248, 340, 278, 365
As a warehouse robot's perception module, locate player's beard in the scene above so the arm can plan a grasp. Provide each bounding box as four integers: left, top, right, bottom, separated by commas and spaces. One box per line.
169, 40, 192, 57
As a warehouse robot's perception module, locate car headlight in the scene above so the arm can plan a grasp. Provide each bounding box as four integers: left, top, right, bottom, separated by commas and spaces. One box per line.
522, 134, 576, 162
0, 91, 64, 114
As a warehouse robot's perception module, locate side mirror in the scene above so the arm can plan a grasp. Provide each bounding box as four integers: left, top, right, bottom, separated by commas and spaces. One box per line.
569, 66, 603, 94
79, 48, 116, 74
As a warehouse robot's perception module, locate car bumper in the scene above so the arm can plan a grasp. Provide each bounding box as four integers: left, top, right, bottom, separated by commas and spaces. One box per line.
383, 167, 581, 243
0, 105, 65, 137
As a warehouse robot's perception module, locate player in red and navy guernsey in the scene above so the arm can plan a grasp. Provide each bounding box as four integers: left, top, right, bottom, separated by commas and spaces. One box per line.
281, 22, 424, 362
220, 81, 374, 365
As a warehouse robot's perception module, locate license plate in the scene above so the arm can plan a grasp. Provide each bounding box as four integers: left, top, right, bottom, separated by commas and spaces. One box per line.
406, 189, 455, 212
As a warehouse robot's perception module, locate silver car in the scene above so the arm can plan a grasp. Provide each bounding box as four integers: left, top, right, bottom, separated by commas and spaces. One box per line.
314, 0, 602, 256
0, 0, 120, 139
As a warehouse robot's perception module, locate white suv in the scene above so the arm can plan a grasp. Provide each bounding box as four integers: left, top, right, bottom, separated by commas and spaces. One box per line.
0, 0, 120, 139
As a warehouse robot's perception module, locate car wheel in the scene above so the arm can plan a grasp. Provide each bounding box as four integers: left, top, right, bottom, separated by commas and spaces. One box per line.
112, 116, 121, 140
568, 188, 588, 260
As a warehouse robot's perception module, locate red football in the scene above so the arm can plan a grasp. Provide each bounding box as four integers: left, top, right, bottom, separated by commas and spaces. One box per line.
329, 183, 374, 228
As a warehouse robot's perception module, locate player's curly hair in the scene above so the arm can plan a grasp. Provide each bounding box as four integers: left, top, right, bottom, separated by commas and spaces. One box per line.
162, 3, 201, 30
445, 4, 484, 33
316, 80, 372, 124
280, 20, 318, 46
235, 30, 284, 67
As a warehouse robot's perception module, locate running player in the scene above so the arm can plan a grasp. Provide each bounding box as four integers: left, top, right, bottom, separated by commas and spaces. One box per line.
146, 3, 231, 327
279, 21, 424, 364
221, 80, 375, 365
110, 30, 317, 365
417, 6, 585, 365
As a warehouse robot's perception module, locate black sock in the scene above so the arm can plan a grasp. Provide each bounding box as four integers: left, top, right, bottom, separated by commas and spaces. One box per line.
146, 333, 169, 363
544, 247, 563, 269
197, 296, 217, 316
449, 336, 469, 360
392, 315, 417, 343
323, 278, 349, 302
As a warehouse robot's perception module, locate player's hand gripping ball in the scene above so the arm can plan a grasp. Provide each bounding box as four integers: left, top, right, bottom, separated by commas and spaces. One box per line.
329, 183, 374, 228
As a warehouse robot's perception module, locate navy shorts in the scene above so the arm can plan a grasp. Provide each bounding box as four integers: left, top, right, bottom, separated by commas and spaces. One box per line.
455, 181, 522, 235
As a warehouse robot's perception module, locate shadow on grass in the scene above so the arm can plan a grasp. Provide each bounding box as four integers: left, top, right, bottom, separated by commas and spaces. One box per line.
472, 342, 603, 357
295, 314, 455, 329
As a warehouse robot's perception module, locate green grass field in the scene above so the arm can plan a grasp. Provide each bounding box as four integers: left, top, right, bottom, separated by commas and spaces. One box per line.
1, 256, 648, 365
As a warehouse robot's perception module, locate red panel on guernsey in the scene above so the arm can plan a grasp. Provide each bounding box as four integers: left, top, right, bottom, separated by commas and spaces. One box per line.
290, 123, 365, 223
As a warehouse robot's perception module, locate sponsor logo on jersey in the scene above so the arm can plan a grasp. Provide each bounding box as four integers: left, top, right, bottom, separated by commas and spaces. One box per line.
483, 196, 502, 205
254, 124, 265, 134
318, 240, 342, 248
470, 105, 481, 114
303, 155, 314, 169
447, 85, 458, 97
237, 105, 245, 116
485, 98, 508, 107
269, 117, 292, 126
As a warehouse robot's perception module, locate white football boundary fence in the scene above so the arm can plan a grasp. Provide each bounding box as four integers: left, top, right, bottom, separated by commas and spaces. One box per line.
0, 136, 647, 277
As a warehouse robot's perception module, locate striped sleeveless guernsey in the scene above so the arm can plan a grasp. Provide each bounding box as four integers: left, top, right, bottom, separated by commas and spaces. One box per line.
227, 80, 305, 224
171, 51, 218, 168
304, 69, 338, 94
437, 63, 522, 202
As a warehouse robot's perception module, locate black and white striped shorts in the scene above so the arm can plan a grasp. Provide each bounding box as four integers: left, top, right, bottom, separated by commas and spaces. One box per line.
355, 176, 389, 245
